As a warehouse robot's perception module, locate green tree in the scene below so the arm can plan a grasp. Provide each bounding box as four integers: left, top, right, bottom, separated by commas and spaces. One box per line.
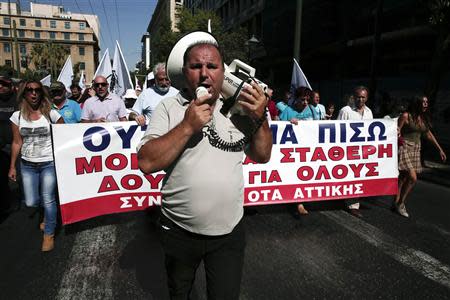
422, 0, 450, 110
151, 17, 178, 65
30, 42, 69, 80
151, 7, 248, 66
0, 64, 15, 78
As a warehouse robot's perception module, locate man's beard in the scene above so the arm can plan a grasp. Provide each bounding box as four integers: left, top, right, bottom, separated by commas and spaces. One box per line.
154, 84, 169, 94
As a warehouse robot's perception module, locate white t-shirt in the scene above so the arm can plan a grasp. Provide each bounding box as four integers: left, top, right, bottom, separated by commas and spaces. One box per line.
337, 105, 373, 120
314, 103, 326, 120
132, 86, 179, 121
10, 110, 61, 162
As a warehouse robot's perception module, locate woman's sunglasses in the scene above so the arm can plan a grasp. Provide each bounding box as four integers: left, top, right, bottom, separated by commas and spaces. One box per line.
25, 87, 43, 94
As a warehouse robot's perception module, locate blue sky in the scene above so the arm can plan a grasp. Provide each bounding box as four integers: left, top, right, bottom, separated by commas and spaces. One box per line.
22, 0, 157, 70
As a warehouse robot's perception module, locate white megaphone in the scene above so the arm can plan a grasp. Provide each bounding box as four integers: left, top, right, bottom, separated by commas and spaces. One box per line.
166, 31, 267, 118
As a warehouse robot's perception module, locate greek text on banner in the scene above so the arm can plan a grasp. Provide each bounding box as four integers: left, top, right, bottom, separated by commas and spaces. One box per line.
52, 120, 398, 224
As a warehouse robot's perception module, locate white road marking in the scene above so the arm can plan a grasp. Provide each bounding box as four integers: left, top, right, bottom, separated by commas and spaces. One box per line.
56, 224, 117, 300
321, 211, 450, 289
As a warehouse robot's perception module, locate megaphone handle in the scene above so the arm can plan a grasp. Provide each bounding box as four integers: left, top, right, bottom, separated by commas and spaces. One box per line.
220, 80, 246, 116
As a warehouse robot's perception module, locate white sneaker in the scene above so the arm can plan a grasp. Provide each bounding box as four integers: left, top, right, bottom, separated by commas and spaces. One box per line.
397, 203, 409, 218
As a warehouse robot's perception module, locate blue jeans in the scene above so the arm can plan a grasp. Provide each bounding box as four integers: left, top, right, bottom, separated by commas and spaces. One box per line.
20, 159, 57, 235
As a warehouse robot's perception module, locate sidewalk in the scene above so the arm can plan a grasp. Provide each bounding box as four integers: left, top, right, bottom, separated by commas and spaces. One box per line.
420, 160, 450, 186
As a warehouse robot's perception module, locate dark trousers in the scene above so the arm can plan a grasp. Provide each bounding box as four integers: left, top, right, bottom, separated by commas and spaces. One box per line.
159, 214, 246, 300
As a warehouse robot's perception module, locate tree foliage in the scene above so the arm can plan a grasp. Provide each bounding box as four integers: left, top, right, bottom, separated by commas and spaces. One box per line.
30, 42, 69, 80
150, 7, 248, 66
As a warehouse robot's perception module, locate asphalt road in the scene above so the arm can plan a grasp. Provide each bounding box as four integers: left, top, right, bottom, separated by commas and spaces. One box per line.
1, 179, 449, 300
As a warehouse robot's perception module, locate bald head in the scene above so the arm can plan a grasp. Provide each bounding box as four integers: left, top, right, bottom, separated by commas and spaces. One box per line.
93, 76, 109, 98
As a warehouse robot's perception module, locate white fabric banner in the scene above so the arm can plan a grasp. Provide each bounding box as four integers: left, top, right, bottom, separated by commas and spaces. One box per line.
53, 120, 398, 224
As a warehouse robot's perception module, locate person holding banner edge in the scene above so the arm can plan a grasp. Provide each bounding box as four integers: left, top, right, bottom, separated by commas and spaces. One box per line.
8, 80, 64, 252
337, 86, 373, 218
137, 33, 272, 299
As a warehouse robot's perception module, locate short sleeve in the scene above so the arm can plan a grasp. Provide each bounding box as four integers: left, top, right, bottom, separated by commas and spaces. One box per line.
50, 110, 62, 123
136, 100, 170, 152
73, 102, 82, 122
117, 97, 128, 119
337, 107, 348, 120
132, 91, 145, 114
276, 102, 288, 113
81, 99, 92, 120
9, 111, 20, 125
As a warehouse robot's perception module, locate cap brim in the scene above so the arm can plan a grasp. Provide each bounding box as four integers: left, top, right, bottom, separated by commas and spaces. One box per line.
166, 31, 218, 89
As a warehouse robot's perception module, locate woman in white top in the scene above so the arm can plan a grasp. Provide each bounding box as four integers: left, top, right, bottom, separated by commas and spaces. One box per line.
8, 80, 64, 252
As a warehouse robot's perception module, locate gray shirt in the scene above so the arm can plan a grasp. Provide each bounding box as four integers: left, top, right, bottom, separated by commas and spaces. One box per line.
139, 93, 249, 235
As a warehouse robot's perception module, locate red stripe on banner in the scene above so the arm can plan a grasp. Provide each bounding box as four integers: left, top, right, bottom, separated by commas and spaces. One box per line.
244, 178, 398, 206
60, 192, 162, 225
60, 178, 397, 224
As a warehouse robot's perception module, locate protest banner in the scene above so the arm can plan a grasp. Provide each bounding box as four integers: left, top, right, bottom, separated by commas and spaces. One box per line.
52, 120, 398, 224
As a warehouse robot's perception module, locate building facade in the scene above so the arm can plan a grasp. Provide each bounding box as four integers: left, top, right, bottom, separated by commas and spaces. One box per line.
139, 0, 183, 69
185, 0, 450, 155
0, 2, 100, 81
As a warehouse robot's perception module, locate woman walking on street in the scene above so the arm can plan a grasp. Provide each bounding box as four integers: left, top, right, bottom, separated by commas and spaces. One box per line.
8, 80, 64, 251
395, 96, 446, 217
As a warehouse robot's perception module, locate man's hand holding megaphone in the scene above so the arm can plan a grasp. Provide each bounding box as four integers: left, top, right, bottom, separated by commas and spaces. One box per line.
237, 81, 269, 123
183, 88, 214, 135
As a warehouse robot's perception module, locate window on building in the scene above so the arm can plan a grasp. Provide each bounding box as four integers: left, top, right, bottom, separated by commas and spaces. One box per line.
20, 18, 26, 26
34, 31, 41, 38
79, 47, 85, 56
78, 33, 85, 41
49, 32, 56, 39
50, 20, 56, 28
5, 60, 12, 66
19, 44, 26, 54
79, 62, 85, 70
4, 17, 11, 25
79, 22, 86, 30
3, 42, 11, 53
2, 29, 10, 37
64, 21, 70, 29
64, 32, 70, 40
35, 19, 41, 27
18, 30, 25, 38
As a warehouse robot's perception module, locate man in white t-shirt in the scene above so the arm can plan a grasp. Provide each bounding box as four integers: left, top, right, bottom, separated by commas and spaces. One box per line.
337, 86, 373, 218
129, 63, 178, 126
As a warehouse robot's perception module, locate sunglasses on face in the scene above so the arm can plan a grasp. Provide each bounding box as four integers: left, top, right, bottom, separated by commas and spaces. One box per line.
94, 82, 108, 88
25, 87, 42, 94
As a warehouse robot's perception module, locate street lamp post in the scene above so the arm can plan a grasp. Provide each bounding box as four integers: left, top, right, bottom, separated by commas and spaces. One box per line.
246, 35, 260, 63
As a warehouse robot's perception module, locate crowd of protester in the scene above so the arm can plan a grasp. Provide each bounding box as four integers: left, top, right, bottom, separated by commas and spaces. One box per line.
0, 62, 177, 252
0, 62, 447, 253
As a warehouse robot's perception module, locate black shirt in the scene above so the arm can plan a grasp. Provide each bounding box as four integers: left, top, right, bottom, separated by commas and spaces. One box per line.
0, 92, 18, 149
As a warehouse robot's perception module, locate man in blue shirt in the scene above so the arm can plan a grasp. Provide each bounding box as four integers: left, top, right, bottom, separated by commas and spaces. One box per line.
50, 82, 82, 123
